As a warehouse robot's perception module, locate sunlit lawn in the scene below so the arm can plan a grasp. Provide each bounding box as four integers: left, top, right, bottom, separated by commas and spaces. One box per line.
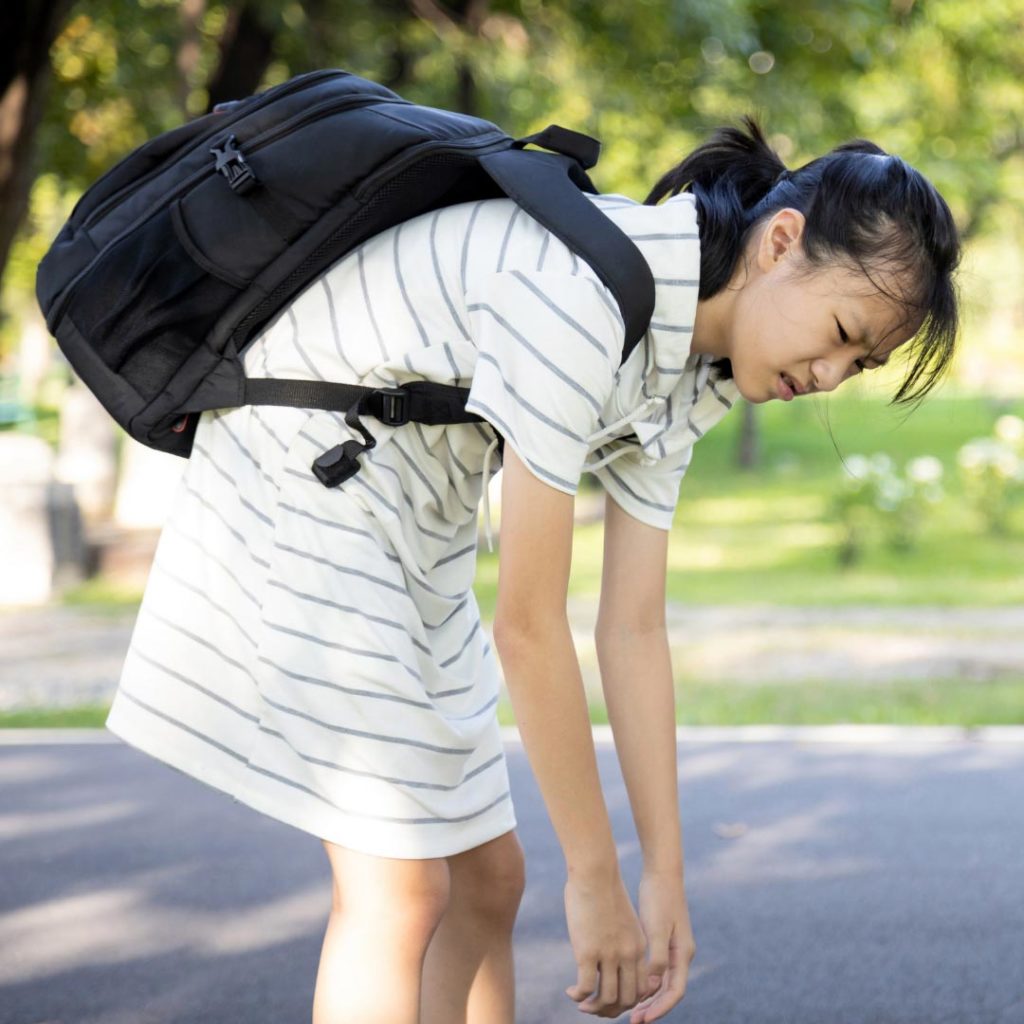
473, 392, 1024, 617
495, 674, 1024, 727
56, 392, 1024, 616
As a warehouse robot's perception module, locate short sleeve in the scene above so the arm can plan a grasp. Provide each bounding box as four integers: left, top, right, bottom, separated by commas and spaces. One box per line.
590, 443, 693, 531
464, 269, 623, 495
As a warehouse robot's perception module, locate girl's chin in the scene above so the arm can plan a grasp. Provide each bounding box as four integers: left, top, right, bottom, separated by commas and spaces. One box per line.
731, 371, 771, 405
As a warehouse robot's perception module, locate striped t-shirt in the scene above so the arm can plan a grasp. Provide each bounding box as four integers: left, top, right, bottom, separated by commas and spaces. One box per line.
103, 188, 740, 860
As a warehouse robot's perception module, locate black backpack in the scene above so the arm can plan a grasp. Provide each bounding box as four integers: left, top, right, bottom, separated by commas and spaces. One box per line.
36, 69, 655, 487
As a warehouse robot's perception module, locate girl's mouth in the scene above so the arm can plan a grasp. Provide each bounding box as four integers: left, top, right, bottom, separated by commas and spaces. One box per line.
777, 373, 795, 401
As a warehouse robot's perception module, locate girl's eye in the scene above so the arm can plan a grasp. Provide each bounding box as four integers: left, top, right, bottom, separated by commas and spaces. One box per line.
835, 317, 849, 343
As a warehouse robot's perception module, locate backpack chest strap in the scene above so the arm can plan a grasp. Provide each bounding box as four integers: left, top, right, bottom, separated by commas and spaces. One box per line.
243, 377, 493, 488
242, 377, 485, 426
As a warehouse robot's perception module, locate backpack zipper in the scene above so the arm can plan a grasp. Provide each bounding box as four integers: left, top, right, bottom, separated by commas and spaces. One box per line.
352, 128, 508, 200
221, 91, 412, 164
79, 69, 349, 231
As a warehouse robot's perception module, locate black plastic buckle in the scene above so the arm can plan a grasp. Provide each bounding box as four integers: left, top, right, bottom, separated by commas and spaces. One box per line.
210, 134, 257, 195
312, 440, 367, 488
373, 387, 409, 426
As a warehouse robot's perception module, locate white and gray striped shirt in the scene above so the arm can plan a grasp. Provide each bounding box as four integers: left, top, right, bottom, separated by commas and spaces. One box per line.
104, 187, 739, 860
248, 189, 739, 543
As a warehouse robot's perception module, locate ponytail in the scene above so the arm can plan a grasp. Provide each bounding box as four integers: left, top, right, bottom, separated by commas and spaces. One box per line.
647, 118, 962, 406
646, 117, 787, 298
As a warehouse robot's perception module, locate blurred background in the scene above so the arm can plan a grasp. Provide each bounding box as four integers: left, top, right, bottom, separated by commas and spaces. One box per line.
1, 0, 1022, 729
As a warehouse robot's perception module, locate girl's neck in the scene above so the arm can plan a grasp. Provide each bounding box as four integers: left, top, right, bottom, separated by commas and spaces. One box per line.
692, 288, 735, 360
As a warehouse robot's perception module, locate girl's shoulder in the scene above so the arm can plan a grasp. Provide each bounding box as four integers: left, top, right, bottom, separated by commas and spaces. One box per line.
585, 191, 699, 232
449, 191, 700, 290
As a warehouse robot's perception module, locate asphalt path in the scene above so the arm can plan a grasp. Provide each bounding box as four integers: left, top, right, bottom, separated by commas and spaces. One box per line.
1, 727, 1022, 1024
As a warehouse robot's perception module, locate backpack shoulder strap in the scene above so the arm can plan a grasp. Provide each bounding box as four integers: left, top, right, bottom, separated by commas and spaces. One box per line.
478, 146, 655, 364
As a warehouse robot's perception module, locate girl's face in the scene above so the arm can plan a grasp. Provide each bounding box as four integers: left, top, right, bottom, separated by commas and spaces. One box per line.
724, 209, 918, 404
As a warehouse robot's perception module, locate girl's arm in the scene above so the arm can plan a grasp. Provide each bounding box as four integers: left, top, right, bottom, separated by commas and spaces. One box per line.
594, 494, 684, 876
492, 445, 618, 876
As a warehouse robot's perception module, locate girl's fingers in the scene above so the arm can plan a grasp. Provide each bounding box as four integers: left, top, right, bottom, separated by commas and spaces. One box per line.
630, 969, 687, 1023
631, 982, 660, 1012
566, 960, 598, 1003
618, 962, 638, 1009
576, 962, 651, 1017
630, 996, 662, 1023
578, 960, 618, 1012
635, 957, 651, 1000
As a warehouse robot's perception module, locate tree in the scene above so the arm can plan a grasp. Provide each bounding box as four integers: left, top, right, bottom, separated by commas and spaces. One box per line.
3, 0, 1022, 418
1, 0, 292, 358
0, 0, 74, 301
206, 1, 279, 112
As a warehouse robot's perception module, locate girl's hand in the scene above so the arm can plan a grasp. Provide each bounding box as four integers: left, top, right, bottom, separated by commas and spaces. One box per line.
627, 868, 697, 1024
563, 867, 653, 1018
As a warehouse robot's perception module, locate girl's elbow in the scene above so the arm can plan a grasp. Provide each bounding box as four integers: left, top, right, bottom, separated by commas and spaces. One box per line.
493, 606, 571, 656
593, 610, 671, 651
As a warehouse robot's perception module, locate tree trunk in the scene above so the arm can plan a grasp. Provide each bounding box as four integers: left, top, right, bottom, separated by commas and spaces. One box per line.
176, 0, 207, 116
407, 0, 488, 114
737, 402, 759, 469
449, 0, 487, 115
205, 1, 278, 113
0, 0, 74, 297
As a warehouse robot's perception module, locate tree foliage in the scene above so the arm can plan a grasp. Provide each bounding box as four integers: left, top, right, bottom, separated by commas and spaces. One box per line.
3, 0, 1022, 396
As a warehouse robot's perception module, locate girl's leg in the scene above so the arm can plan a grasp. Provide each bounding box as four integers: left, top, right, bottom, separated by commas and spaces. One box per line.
419, 829, 527, 1024
313, 839, 451, 1024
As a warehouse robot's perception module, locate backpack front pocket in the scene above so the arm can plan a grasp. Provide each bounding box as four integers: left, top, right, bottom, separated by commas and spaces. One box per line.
67, 205, 243, 401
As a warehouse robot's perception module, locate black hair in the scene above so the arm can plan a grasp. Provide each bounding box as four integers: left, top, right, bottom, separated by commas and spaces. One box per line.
645, 117, 961, 407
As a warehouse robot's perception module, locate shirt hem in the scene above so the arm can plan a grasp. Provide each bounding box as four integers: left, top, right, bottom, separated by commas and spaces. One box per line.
104, 694, 518, 861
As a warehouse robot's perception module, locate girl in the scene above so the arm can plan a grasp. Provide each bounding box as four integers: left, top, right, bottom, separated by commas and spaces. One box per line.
104, 117, 960, 1024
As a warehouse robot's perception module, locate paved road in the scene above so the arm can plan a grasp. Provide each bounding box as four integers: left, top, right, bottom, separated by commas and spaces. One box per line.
1, 727, 1022, 1024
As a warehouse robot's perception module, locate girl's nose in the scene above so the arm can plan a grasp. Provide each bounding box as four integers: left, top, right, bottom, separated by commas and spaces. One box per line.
809, 357, 847, 393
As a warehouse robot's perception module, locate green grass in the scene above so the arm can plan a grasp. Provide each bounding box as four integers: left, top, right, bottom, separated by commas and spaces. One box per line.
59, 576, 144, 612
698, 385, 1021, 471
5, 673, 1021, 731
494, 675, 1024, 727
666, 677, 1024, 726
470, 392, 1024, 616
0, 705, 112, 728
47, 393, 1023, 618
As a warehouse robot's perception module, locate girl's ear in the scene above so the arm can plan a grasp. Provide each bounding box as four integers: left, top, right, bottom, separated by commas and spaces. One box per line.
754, 207, 806, 272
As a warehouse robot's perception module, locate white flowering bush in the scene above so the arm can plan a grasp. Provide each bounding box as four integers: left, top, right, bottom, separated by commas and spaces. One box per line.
956, 415, 1024, 535
830, 452, 945, 565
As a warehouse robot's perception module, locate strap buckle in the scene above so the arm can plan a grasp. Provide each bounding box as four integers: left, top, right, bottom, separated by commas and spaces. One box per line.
372, 386, 409, 426
210, 134, 257, 195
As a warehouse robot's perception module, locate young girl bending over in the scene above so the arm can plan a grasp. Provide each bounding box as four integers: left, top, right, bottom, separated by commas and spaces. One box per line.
107, 117, 959, 1024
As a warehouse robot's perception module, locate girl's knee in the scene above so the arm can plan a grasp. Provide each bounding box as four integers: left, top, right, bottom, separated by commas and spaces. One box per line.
449, 830, 527, 923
